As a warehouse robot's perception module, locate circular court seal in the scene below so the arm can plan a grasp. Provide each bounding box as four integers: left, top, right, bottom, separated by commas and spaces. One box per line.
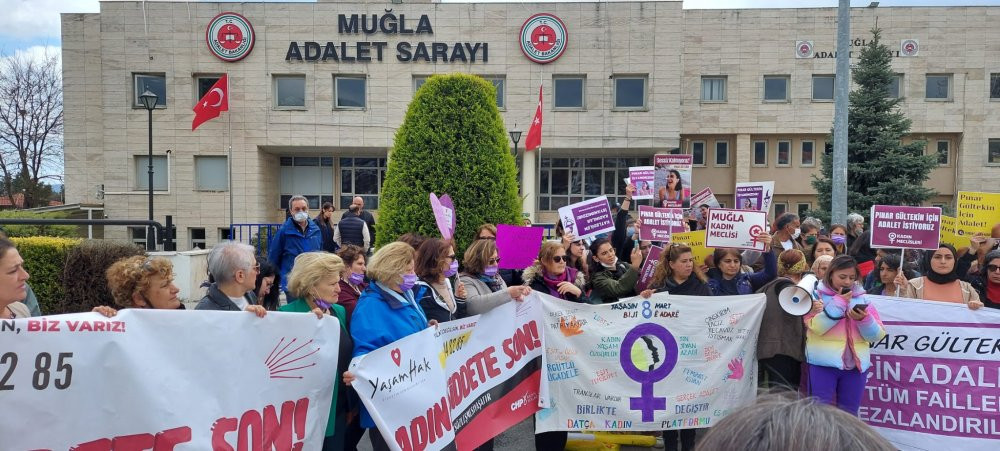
520, 13, 568, 64
206, 12, 255, 62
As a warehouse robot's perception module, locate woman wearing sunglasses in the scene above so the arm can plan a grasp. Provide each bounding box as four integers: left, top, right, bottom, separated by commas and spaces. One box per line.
414, 237, 467, 323
969, 249, 1000, 309
523, 241, 589, 304
459, 238, 530, 316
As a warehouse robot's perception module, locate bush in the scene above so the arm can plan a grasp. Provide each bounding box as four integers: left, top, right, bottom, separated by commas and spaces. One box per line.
60, 240, 146, 314
377, 73, 520, 255
11, 236, 81, 315
0, 210, 78, 238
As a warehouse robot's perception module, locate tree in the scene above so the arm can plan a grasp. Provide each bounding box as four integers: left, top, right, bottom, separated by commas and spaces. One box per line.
377, 74, 520, 254
0, 52, 63, 209
811, 28, 937, 223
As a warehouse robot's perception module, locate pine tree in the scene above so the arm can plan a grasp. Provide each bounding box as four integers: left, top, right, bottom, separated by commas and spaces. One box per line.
811, 28, 937, 223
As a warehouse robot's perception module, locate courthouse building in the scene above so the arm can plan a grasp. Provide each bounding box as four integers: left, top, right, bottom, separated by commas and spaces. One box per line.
61, 0, 1000, 248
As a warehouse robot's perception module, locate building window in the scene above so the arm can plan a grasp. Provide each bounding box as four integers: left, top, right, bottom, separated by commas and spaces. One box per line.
691, 141, 706, 166
195, 75, 221, 100
339, 157, 386, 209
812, 75, 835, 101
763, 76, 789, 101
797, 203, 811, 216
777, 140, 791, 166
413, 75, 427, 94
935, 140, 950, 166
553, 76, 585, 109
889, 74, 904, 99
189, 228, 206, 250
715, 141, 730, 166
538, 157, 651, 210
133, 73, 166, 108
774, 203, 788, 217
135, 155, 168, 191
753, 141, 767, 166
800, 140, 816, 167
925, 74, 951, 100
701, 76, 726, 102
990, 139, 1000, 165
482, 76, 506, 109
613, 75, 647, 110
129, 227, 148, 248
218, 228, 232, 241
194, 156, 228, 191
274, 75, 306, 108
990, 73, 1000, 100
335, 76, 366, 109
278, 156, 335, 210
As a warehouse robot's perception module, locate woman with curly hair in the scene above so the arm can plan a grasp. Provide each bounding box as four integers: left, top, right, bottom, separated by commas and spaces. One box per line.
106, 255, 182, 310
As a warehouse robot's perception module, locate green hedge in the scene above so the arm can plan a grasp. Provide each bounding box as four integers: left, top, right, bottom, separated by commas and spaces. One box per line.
61, 240, 146, 313
0, 210, 78, 238
11, 236, 81, 315
377, 73, 520, 255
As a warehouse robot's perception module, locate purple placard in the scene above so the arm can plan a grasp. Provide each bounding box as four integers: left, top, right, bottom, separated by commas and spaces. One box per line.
496, 224, 544, 270
637, 206, 685, 242
635, 245, 664, 292
557, 196, 615, 240
430, 193, 456, 239
734, 181, 773, 212
869, 205, 941, 250
629, 166, 655, 200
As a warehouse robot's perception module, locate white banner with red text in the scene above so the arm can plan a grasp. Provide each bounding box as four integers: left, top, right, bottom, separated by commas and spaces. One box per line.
349, 295, 548, 451
0, 309, 340, 450
536, 292, 765, 432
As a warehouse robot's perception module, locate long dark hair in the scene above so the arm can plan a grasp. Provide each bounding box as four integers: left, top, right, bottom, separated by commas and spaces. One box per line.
255, 256, 280, 311
589, 238, 614, 277
669, 169, 682, 191
823, 255, 859, 289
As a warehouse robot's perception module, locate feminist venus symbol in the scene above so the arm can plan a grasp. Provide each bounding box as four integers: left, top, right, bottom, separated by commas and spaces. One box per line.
620, 323, 679, 422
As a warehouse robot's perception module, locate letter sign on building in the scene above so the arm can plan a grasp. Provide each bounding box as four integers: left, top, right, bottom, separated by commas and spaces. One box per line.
206, 12, 255, 62
520, 13, 568, 64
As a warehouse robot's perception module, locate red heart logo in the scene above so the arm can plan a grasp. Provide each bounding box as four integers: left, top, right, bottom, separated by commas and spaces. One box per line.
390, 348, 402, 367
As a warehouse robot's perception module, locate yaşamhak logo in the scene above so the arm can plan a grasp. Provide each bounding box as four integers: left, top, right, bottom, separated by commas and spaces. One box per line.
520, 13, 568, 64
206, 12, 255, 62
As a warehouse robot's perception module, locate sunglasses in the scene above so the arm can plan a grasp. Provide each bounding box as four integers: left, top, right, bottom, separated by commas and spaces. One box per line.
551, 255, 567, 263
445, 255, 457, 261
987, 264, 1000, 273
488, 257, 501, 264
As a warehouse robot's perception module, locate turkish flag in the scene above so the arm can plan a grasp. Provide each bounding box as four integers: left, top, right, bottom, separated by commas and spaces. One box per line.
192, 74, 228, 131
525, 85, 542, 151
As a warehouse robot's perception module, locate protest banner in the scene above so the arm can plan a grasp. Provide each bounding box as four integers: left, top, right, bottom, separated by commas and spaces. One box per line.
496, 224, 544, 270
635, 245, 664, 292
670, 230, 712, 267
558, 196, 616, 240
957, 191, 1000, 236
654, 154, 693, 208
0, 310, 340, 450
734, 181, 774, 212
705, 208, 768, 251
861, 295, 1000, 451
430, 193, 456, 239
940, 215, 967, 250
536, 292, 765, 432
629, 166, 655, 200
638, 206, 685, 242
870, 205, 941, 250
351, 297, 548, 451
690, 188, 721, 222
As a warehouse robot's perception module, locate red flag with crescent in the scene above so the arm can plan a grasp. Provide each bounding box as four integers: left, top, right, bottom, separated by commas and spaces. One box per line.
525, 85, 542, 151
192, 74, 229, 131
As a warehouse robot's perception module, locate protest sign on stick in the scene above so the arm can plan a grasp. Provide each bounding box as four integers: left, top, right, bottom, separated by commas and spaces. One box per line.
653, 154, 692, 208
557, 196, 615, 240
635, 245, 663, 292
690, 188, 721, 222
869, 205, 941, 250
430, 193, 456, 239
705, 208, 768, 251
496, 224, 544, 270
637, 206, 685, 242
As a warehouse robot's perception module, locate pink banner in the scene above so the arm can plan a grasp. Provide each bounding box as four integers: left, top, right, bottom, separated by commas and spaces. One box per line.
496, 224, 544, 270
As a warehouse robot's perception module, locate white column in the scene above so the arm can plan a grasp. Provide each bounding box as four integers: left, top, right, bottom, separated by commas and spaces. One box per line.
521, 149, 537, 222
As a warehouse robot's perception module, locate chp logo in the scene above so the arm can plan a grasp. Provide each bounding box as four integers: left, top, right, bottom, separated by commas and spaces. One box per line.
900, 39, 919, 57
795, 40, 814, 58
520, 13, 568, 64
206, 12, 255, 62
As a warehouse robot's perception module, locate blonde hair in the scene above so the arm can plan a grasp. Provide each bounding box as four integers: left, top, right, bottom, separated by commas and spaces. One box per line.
106, 256, 174, 308
286, 252, 345, 300
537, 241, 565, 263
368, 241, 416, 286
463, 238, 498, 275
811, 254, 834, 274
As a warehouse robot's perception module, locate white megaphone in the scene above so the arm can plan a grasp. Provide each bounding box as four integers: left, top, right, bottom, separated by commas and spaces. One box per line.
778, 273, 819, 316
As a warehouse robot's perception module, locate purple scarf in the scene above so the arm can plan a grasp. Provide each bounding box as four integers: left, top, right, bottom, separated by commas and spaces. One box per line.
542, 267, 578, 299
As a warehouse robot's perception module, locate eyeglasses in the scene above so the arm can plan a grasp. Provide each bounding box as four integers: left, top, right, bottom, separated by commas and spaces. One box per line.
445, 255, 457, 261
488, 257, 501, 264
551, 255, 567, 263
987, 264, 1000, 273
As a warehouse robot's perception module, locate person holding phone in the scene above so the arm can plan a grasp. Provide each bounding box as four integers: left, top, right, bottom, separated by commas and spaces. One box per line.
804, 255, 886, 415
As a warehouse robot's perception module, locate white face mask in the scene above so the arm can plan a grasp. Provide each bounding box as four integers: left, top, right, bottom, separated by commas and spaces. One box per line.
293, 211, 309, 223
601, 257, 619, 269
792, 228, 801, 239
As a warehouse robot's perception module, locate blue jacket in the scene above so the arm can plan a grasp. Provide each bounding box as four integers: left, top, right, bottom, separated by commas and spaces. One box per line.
707, 251, 778, 296
350, 282, 429, 428
267, 217, 322, 291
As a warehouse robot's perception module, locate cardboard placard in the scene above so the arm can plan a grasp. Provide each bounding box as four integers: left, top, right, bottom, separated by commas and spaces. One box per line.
705, 208, 768, 251
870, 205, 942, 250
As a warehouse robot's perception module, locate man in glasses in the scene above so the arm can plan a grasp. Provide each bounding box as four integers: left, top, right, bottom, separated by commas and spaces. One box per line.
197, 241, 267, 316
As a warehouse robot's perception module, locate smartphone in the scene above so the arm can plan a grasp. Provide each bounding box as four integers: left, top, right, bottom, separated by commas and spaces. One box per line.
840, 287, 852, 296
853, 304, 869, 312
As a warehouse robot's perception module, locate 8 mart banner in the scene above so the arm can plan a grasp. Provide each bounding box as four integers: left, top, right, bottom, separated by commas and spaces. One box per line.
536, 292, 765, 432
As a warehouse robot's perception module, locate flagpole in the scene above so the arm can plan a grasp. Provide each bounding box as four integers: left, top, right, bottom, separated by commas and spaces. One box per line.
228, 74, 233, 237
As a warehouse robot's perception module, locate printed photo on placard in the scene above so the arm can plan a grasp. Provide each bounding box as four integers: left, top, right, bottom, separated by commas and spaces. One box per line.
653, 154, 692, 209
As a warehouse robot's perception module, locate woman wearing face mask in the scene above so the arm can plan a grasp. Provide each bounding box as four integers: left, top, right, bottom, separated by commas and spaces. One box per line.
459, 239, 531, 315
414, 238, 467, 323
798, 221, 821, 258
336, 245, 368, 321
706, 232, 776, 296
523, 241, 589, 304
809, 237, 839, 266
969, 250, 1000, 309
828, 224, 850, 255
343, 242, 434, 451
895, 244, 984, 309
589, 238, 642, 304
805, 255, 886, 415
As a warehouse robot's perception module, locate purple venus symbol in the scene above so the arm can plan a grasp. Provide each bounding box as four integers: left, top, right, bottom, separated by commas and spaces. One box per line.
619, 323, 679, 422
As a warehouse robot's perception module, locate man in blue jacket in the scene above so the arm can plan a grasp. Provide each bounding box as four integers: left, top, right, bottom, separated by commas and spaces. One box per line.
268, 195, 322, 292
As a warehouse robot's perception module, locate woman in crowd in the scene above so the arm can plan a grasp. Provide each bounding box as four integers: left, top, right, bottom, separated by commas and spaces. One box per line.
589, 238, 641, 303
828, 224, 850, 255
798, 220, 821, 259
476, 223, 497, 240
397, 232, 427, 252
336, 245, 368, 321
566, 236, 590, 280
809, 237, 839, 265
777, 249, 810, 284
106, 255, 183, 310
459, 238, 530, 316
475, 222, 526, 287
895, 244, 984, 309
345, 242, 431, 451
969, 250, 1000, 309
0, 239, 115, 319
848, 230, 878, 278
252, 256, 279, 310
280, 252, 354, 451
811, 255, 833, 281
705, 233, 776, 296
867, 253, 913, 296
523, 241, 588, 304
315, 202, 338, 253
658, 169, 683, 206
805, 255, 886, 415
414, 238, 467, 322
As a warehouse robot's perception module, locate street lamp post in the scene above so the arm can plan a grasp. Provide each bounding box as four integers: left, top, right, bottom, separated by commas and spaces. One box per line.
138, 90, 158, 251
509, 129, 522, 157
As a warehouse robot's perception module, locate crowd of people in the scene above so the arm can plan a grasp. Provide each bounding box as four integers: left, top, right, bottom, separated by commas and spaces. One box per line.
3, 185, 999, 451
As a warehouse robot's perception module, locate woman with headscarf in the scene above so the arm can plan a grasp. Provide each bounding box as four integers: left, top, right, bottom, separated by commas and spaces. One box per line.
777, 249, 810, 284
895, 244, 984, 309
